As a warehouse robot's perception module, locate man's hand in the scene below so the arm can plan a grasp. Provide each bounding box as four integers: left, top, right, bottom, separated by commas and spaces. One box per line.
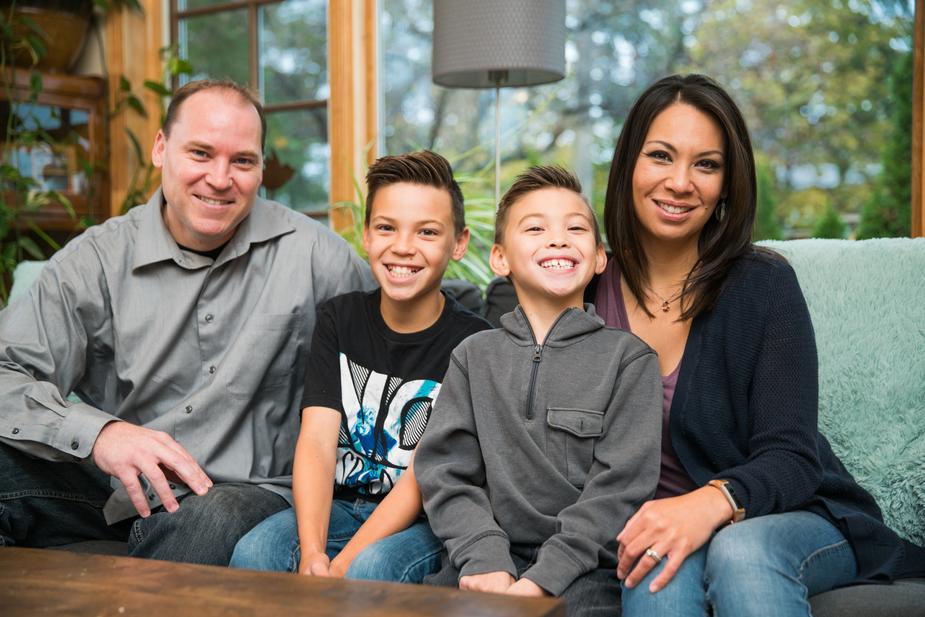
91, 421, 212, 517
505, 578, 548, 597
298, 551, 332, 577
459, 571, 515, 594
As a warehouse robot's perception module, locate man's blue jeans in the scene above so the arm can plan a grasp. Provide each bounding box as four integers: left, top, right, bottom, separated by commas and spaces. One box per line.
230, 499, 443, 584
0, 442, 288, 565
621, 510, 858, 617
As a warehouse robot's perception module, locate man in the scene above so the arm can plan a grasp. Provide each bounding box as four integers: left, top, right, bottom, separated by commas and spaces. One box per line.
0, 79, 372, 565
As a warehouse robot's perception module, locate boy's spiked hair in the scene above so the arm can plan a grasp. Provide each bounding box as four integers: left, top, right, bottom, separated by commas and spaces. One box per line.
494, 165, 601, 245
365, 150, 465, 234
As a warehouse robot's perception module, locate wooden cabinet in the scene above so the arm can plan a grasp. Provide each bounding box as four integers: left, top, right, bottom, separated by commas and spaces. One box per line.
1, 70, 108, 230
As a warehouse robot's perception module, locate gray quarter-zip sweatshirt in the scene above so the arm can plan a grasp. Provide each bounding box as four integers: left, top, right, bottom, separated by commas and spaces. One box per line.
416, 304, 662, 596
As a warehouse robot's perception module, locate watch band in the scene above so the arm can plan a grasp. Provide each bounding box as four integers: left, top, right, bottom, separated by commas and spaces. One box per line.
708, 479, 746, 523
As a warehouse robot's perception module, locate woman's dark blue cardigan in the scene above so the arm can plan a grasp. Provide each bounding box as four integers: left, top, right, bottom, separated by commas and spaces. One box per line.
653, 251, 924, 582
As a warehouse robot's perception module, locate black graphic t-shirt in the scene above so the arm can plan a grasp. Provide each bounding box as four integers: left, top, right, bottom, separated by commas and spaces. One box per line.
302, 289, 490, 499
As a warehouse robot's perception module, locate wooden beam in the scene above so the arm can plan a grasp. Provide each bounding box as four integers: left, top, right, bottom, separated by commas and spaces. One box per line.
364, 0, 378, 167
912, 0, 923, 237
328, 0, 377, 231
105, 0, 164, 217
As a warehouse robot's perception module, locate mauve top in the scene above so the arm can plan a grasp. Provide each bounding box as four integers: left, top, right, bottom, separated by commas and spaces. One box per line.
594, 260, 698, 498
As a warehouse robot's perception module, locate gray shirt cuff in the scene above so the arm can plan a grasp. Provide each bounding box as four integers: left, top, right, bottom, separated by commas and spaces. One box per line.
455, 533, 518, 580
54, 402, 119, 459
520, 542, 588, 597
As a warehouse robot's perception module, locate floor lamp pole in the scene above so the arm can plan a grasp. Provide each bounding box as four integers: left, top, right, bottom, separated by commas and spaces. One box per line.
494, 84, 501, 209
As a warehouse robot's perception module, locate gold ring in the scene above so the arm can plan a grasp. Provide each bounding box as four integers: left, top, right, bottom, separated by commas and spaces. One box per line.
645, 547, 663, 562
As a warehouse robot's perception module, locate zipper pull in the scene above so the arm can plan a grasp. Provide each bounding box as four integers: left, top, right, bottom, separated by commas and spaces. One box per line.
533, 344, 542, 362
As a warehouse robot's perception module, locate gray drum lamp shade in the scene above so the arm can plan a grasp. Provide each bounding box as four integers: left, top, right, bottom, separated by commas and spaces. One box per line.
432, 0, 566, 89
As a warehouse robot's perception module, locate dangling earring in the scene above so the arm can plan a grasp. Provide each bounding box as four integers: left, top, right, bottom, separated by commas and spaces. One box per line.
715, 199, 726, 222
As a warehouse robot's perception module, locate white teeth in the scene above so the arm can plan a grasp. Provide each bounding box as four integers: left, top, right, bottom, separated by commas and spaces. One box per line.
200, 196, 231, 206
387, 265, 420, 278
540, 258, 575, 270
657, 201, 689, 214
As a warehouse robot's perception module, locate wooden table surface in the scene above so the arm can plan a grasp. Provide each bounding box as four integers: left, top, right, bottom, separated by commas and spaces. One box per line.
0, 547, 565, 617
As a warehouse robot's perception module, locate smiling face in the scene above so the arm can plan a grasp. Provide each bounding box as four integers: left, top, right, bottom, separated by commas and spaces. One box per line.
363, 182, 469, 306
490, 187, 606, 309
631, 102, 726, 251
152, 88, 263, 251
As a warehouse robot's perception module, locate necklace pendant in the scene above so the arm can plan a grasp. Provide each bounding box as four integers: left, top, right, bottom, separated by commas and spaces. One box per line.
661, 300, 670, 312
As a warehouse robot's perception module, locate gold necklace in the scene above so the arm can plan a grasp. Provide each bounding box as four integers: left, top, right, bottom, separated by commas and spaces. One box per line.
649, 287, 683, 313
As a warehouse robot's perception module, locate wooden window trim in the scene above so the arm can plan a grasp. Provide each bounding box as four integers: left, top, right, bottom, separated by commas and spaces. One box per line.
328, 0, 377, 231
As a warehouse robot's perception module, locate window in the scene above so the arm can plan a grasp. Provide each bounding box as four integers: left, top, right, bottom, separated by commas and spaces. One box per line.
381, 0, 917, 240
172, 0, 329, 218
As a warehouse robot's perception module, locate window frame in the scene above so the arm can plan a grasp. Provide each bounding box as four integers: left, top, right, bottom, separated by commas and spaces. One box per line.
169, 0, 330, 217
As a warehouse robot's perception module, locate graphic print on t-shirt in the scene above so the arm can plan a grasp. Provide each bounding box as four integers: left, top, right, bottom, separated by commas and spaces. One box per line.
338, 353, 441, 495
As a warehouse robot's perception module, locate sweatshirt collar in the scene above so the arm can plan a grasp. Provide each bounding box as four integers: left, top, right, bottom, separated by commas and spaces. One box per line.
500, 303, 604, 347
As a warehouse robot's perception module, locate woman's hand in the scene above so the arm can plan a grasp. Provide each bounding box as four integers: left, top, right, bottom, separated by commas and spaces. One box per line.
506, 578, 548, 597
616, 486, 733, 592
459, 571, 516, 594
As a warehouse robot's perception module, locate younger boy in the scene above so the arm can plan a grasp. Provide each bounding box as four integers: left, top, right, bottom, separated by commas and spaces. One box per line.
415, 166, 662, 614
230, 151, 490, 582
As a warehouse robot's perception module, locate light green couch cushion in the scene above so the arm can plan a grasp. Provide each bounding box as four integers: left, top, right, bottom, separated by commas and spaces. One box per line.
9, 260, 47, 303
761, 238, 925, 545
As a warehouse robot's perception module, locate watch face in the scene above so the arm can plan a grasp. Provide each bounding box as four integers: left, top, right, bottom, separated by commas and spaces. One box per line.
725, 483, 743, 509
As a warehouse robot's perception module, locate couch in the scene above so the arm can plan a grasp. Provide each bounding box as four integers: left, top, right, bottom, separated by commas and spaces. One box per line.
6, 239, 925, 615
761, 239, 925, 616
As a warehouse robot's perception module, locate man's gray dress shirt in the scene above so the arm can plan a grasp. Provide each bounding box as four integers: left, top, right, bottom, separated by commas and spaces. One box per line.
0, 189, 373, 521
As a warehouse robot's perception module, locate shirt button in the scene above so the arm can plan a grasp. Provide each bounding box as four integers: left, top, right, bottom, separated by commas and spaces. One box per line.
209, 365, 216, 374
185, 405, 193, 414
70, 440, 79, 450
205, 314, 214, 323
12, 427, 20, 435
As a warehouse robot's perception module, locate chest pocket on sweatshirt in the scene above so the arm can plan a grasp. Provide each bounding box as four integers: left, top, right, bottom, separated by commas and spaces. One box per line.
547, 407, 603, 488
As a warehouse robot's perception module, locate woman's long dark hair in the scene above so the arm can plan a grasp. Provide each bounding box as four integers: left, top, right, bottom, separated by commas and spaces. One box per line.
603, 74, 758, 320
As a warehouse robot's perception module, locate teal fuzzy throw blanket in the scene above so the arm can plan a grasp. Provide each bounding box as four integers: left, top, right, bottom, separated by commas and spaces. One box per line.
761, 239, 925, 545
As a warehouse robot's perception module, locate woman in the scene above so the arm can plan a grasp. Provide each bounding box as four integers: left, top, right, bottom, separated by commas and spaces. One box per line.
595, 74, 925, 616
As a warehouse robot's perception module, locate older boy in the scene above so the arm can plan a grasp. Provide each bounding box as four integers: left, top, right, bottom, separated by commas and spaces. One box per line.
415, 166, 662, 615
230, 151, 490, 582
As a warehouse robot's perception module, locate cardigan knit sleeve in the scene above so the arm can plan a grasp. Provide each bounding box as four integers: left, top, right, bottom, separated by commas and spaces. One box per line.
717, 261, 824, 517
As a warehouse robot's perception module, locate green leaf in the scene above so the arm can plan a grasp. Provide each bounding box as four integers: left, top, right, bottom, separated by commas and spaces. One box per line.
143, 80, 170, 96
18, 236, 44, 260
125, 128, 144, 164
168, 57, 194, 76
18, 16, 47, 39
25, 33, 46, 60
120, 75, 131, 92
127, 95, 147, 117
29, 72, 42, 96
26, 221, 62, 251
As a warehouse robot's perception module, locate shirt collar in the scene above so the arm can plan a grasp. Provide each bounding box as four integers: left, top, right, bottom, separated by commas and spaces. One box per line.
132, 189, 296, 271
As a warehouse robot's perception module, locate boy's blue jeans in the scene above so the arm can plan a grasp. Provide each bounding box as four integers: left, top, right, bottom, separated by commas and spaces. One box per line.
229, 499, 443, 583
621, 510, 857, 617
